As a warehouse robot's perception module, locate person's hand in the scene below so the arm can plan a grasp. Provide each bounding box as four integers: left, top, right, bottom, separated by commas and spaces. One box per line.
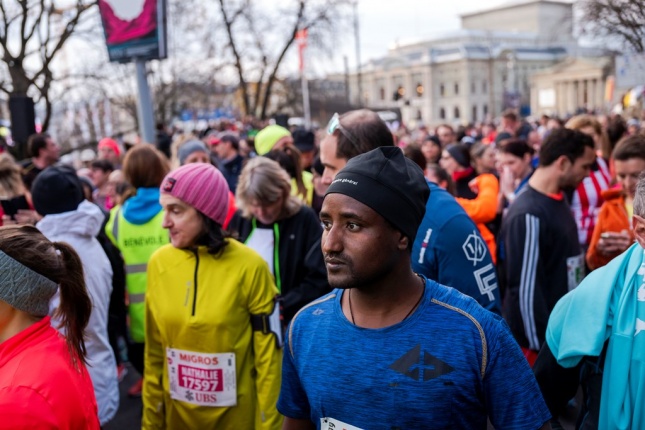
13, 209, 39, 225
499, 166, 516, 198
1, 214, 17, 225
468, 176, 480, 194
597, 230, 632, 255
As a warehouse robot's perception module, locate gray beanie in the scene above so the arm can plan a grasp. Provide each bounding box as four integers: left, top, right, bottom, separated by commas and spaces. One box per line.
178, 140, 209, 165
0, 250, 58, 317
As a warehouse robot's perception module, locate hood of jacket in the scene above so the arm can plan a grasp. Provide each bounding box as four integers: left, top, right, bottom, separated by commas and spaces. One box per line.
122, 187, 163, 225
36, 200, 104, 238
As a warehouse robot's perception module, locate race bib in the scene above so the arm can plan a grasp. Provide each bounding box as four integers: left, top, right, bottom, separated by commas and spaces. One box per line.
566, 254, 585, 291
321, 417, 364, 430
167, 347, 236, 407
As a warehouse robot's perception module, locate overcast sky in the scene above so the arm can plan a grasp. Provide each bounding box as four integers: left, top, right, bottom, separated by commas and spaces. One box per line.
310, 0, 511, 75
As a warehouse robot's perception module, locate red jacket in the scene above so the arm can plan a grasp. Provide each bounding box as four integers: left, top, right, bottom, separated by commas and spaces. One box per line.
0, 316, 100, 429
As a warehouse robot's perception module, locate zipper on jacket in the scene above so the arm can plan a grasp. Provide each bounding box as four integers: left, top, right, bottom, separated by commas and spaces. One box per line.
192, 250, 200, 316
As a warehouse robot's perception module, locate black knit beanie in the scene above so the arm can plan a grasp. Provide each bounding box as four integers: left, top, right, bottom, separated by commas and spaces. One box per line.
445, 143, 471, 168
32, 165, 84, 216
325, 147, 429, 240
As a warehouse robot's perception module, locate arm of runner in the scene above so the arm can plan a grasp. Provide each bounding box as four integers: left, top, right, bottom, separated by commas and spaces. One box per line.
280, 211, 330, 322
483, 317, 552, 429
248, 264, 283, 430
277, 320, 312, 424
283, 417, 316, 430
503, 213, 543, 351
533, 343, 581, 425
142, 262, 165, 429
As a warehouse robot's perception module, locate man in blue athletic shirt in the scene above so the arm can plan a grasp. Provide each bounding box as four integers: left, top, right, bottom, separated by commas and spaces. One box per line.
319, 109, 501, 314
278, 147, 551, 430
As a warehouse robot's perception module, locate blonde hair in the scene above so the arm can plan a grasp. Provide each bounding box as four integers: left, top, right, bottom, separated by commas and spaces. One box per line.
0, 153, 26, 198
236, 157, 302, 219
565, 115, 610, 159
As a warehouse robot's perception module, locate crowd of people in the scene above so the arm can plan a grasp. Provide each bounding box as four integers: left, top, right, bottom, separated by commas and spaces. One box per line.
0, 107, 645, 429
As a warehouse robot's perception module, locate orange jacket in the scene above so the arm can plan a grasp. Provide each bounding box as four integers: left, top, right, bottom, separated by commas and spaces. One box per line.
456, 173, 499, 263
586, 188, 633, 270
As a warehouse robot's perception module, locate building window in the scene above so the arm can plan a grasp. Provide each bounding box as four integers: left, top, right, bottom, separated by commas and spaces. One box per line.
472, 105, 477, 121
439, 83, 445, 96
483, 104, 488, 117
412, 73, 423, 97
454, 106, 460, 119
439, 107, 446, 120
471, 81, 476, 94
454, 82, 459, 95
482, 80, 487, 93
379, 87, 385, 101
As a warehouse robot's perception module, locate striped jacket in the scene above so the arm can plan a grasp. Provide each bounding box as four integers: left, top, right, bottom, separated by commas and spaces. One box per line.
499, 186, 583, 352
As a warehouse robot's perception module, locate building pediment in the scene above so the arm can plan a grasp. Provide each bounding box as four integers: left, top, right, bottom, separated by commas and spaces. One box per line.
533, 57, 611, 76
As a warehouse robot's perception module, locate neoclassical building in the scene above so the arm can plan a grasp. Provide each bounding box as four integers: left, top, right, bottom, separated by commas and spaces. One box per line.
347, 0, 610, 126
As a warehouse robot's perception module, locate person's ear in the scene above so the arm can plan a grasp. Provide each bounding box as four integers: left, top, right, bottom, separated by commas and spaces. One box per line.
556, 155, 571, 173
633, 214, 645, 249
397, 233, 409, 251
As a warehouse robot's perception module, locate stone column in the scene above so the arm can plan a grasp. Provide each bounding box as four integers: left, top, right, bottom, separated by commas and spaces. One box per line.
568, 80, 576, 114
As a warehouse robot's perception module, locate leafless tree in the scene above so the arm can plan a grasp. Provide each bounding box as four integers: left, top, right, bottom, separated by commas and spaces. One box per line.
218, 0, 351, 119
0, 0, 96, 131
580, 0, 645, 53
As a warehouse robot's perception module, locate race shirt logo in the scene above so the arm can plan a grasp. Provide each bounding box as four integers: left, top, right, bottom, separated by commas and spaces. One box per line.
167, 348, 236, 407
473, 263, 498, 301
463, 231, 487, 266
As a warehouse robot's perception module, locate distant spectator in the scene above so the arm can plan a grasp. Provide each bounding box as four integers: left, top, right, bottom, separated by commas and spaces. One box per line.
420, 135, 442, 165
292, 128, 316, 171
20, 133, 59, 191
586, 135, 645, 270
435, 123, 457, 147
471, 142, 497, 175
565, 115, 613, 251
97, 138, 122, 169
254, 124, 293, 155
89, 159, 114, 211
176, 139, 210, 167
155, 122, 172, 159
214, 134, 245, 193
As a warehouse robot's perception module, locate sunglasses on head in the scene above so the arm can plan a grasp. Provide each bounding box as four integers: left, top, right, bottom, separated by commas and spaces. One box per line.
326, 113, 358, 146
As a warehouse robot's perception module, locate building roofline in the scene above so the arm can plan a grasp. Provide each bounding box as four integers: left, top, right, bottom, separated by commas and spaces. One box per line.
460, 0, 572, 19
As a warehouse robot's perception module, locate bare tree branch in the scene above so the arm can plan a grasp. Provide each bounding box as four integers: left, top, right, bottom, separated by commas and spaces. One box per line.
581, 0, 645, 52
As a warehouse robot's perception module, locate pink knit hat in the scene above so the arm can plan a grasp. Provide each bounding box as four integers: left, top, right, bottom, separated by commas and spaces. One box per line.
160, 163, 230, 225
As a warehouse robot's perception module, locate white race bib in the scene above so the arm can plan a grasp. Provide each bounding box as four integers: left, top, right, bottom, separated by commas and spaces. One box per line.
566, 254, 585, 291
321, 417, 364, 430
167, 347, 236, 407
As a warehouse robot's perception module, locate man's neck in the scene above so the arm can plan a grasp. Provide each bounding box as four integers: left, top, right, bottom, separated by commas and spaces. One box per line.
31, 156, 49, 169
222, 151, 238, 163
342, 266, 424, 329
528, 167, 561, 195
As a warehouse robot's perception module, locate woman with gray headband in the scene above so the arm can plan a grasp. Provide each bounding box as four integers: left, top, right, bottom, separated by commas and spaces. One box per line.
0, 225, 100, 428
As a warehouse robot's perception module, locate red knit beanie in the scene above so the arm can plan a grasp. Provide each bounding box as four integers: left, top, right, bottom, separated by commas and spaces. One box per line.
160, 163, 230, 225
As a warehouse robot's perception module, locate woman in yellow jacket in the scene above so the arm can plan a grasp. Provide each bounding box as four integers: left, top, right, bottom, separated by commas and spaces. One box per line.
143, 162, 282, 429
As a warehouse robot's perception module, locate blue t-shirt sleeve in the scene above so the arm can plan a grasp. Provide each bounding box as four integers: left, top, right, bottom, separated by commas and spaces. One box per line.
484, 317, 551, 429
277, 324, 311, 420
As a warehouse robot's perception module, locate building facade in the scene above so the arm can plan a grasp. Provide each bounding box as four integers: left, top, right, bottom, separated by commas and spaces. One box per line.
347, 0, 609, 126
